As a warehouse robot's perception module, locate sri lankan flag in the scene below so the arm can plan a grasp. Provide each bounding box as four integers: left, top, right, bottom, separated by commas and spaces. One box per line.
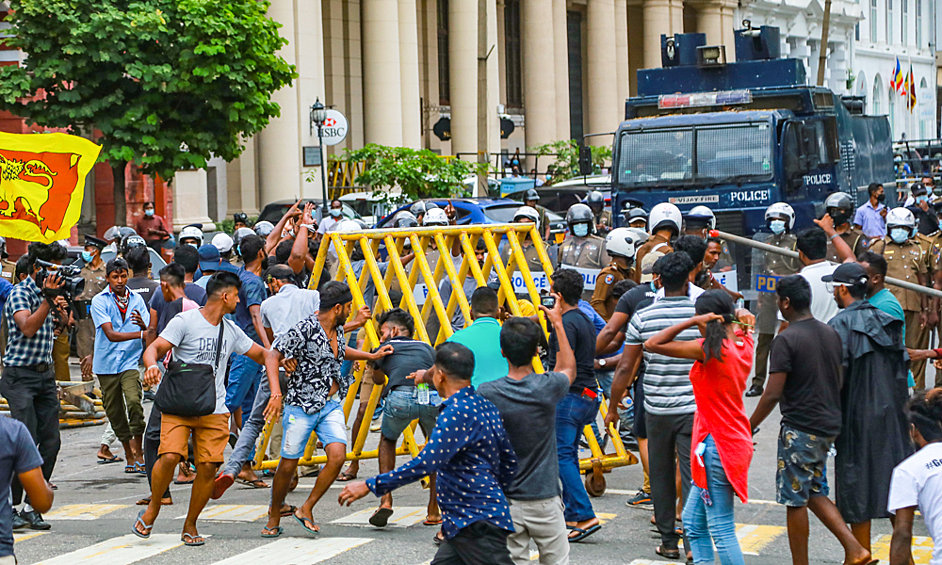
890, 58, 904, 94
906, 65, 916, 112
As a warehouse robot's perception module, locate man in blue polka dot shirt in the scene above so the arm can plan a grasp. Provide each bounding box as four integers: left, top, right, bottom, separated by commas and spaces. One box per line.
339, 342, 518, 564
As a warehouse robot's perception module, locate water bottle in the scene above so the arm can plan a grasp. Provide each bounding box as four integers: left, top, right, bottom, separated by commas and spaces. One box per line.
417, 383, 430, 405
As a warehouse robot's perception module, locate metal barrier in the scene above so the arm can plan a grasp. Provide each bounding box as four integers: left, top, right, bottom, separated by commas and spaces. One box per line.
254, 223, 636, 494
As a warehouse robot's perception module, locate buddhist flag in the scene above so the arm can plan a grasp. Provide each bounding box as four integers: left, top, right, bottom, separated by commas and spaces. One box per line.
890, 58, 904, 94
0, 132, 101, 243
906, 65, 916, 112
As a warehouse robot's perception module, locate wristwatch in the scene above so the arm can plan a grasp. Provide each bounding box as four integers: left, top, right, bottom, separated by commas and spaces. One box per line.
599, 358, 607, 367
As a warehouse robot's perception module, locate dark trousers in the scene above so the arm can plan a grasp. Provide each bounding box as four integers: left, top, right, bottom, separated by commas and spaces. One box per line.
144, 406, 171, 499
646, 411, 694, 550
430, 521, 514, 565
0, 366, 61, 505
751, 332, 775, 389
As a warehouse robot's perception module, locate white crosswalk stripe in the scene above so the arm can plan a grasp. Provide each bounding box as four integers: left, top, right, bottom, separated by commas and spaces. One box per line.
331, 506, 429, 527
33, 534, 183, 565
173, 504, 269, 522
208, 536, 372, 565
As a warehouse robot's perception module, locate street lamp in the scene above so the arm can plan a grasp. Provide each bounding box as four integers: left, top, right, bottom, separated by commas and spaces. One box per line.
310, 97, 329, 216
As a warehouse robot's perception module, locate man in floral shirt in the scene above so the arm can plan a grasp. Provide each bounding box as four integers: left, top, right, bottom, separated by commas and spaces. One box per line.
260, 281, 392, 537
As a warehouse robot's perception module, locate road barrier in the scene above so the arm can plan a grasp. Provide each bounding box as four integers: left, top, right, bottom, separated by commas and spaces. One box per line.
254, 223, 636, 494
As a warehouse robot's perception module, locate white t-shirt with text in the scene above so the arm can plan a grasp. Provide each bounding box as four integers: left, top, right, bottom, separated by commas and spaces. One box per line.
888, 442, 942, 565
778, 261, 839, 324
159, 308, 254, 414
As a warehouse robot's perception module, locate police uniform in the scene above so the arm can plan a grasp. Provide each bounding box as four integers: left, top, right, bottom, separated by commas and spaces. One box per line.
558, 234, 611, 302
871, 236, 931, 388
826, 227, 870, 264
596, 210, 613, 234
590, 262, 631, 320
752, 232, 800, 391
74, 261, 108, 376
633, 233, 672, 283
499, 238, 555, 299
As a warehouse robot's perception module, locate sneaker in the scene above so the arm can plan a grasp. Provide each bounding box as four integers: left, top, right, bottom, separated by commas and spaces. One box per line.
625, 490, 653, 510
20, 510, 50, 531
745, 385, 764, 397
12, 510, 29, 530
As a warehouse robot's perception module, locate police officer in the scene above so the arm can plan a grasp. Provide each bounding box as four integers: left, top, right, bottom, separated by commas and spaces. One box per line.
585, 190, 611, 235
523, 188, 551, 241
871, 207, 931, 389
824, 192, 870, 263
684, 205, 715, 238
178, 225, 204, 248
591, 228, 640, 320
233, 212, 249, 231
500, 206, 556, 298
558, 203, 610, 302
747, 202, 801, 397
75, 236, 108, 381
633, 202, 681, 283
626, 208, 647, 231
410, 201, 428, 226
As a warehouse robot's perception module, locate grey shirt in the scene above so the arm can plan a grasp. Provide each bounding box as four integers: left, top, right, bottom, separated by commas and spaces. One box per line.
260, 284, 320, 340
373, 337, 436, 398
478, 371, 570, 500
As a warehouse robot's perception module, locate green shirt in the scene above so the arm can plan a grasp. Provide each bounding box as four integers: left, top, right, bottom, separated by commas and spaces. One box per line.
868, 288, 913, 387
446, 317, 509, 389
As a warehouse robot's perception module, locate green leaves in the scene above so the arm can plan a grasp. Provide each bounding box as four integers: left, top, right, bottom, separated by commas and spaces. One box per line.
531, 139, 612, 181
0, 0, 297, 180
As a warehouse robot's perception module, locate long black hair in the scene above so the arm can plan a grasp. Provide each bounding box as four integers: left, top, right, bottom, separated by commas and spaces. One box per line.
695, 290, 735, 362
907, 388, 942, 443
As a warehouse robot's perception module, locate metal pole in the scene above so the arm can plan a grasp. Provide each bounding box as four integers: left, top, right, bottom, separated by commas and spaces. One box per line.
318, 125, 329, 215
713, 229, 942, 299
476, 0, 488, 197
816, 0, 832, 87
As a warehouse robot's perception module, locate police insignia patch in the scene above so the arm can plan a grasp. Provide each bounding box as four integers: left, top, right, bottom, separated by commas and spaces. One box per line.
604, 274, 615, 285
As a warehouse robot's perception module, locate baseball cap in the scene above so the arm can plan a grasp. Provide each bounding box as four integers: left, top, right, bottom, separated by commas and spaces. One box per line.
822, 262, 869, 286
198, 244, 221, 272
212, 233, 234, 253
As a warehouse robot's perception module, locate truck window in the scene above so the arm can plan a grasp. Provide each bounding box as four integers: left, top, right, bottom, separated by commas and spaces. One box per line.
696, 123, 772, 180
617, 129, 693, 185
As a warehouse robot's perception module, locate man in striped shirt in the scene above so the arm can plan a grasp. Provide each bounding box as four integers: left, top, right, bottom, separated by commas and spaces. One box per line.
622, 251, 699, 560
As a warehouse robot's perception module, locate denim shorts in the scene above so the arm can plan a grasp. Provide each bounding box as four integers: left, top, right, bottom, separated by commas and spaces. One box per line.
281, 401, 347, 459
381, 389, 441, 441
776, 424, 834, 507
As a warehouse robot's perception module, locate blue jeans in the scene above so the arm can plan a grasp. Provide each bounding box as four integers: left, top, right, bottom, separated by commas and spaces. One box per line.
226, 353, 263, 418
281, 401, 347, 458
556, 391, 600, 522
682, 435, 745, 565
222, 369, 284, 477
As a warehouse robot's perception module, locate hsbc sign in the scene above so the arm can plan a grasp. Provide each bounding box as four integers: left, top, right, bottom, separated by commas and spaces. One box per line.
319, 109, 348, 146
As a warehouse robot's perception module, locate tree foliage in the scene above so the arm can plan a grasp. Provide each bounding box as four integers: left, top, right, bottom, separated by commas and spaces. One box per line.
341, 144, 482, 201
0, 0, 296, 222
532, 140, 612, 181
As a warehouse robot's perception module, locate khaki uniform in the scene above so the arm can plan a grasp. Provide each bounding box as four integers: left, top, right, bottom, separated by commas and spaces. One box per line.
825, 227, 870, 264
753, 232, 800, 390
558, 235, 610, 303
75, 261, 109, 363
590, 262, 631, 320
500, 238, 555, 298
596, 210, 613, 234
633, 234, 673, 283
872, 237, 931, 388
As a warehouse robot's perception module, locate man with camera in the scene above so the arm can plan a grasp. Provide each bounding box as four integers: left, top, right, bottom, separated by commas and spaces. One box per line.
0, 242, 71, 531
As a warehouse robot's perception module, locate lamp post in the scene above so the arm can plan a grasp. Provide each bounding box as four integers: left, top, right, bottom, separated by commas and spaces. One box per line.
310, 98, 329, 216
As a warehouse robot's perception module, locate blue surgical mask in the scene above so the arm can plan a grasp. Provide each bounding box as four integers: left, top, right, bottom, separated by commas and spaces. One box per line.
144, 209, 155, 217
572, 224, 589, 237
329, 208, 342, 218
890, 228, 910, 244
81, 251, 94, 263
769, 220, 786, 235
917, 195, 928, 205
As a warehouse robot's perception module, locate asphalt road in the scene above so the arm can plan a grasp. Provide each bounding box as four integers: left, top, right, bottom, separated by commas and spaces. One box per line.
11, 393, 935, 565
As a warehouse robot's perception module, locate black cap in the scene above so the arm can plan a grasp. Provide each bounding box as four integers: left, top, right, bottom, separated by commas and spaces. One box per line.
84, 235, 106, 250
105, 257, 129, 275
822, 262, 869, 285
911, 183, 927, 196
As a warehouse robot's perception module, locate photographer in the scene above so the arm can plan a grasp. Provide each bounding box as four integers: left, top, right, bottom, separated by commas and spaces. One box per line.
0, 242, 69, 531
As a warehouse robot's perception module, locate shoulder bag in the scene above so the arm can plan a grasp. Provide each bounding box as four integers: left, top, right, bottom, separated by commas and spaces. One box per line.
155, 319, 225, 417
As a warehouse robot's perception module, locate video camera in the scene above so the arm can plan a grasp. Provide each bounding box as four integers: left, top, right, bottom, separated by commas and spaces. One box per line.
34, 259, 85, 301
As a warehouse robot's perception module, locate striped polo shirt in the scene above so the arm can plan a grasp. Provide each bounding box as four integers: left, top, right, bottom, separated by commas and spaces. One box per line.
625, 296, 698, 415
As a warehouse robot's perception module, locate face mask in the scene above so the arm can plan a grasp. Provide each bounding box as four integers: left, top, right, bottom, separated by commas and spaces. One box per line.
188, 243, 198, 249
329, 208, 342, 218
572, 224, 589, 237
769, 220, 786, 235
144, 209, 155, 217
81, 251, 94, 263
830, 211, 849, 225
890, 228, 909, 244
877, 193, 886, 203
917, 196, 928, 205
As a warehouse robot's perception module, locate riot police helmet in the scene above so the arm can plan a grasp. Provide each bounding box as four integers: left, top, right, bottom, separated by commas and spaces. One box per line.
566, 203, 594, 237
605, 228, 641, 260
764, 202, 796, 231
648, 203, 682, 236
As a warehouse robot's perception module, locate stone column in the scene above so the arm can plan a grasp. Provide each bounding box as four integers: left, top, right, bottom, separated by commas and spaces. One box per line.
587, 0, 619, 144
553, 0, 570, 140
615, 0, 630, 114
172, 169, 214, 231
643, 0, 683, 69
449, 0, 477, 156
399, 0, 422, 148
296, 0, 327, 200
363, 0, 404, 146
695, 0, 736, 59
523, 0, 558, 150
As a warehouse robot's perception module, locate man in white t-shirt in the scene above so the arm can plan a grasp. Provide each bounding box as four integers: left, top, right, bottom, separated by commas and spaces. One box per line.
778, 228, 838, 326
317, 199, 344, 236
888, 390, 942, 565
134, 271, 268, 546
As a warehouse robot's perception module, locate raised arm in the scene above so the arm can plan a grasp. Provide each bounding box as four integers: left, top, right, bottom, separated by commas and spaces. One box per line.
644, 314, 719, 361
540, 294, 575, 383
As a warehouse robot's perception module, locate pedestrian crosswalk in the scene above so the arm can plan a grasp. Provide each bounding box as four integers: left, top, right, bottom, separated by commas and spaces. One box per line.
872, 534, 935, 564
44, 504, 129, 521
331, 506, 429, 527
173, 504, 269, 522
209, 537, 372, 565
34, 534, 185, 565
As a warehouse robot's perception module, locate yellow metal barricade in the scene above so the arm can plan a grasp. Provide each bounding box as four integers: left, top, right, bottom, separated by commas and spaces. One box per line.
254, 223, 635, 494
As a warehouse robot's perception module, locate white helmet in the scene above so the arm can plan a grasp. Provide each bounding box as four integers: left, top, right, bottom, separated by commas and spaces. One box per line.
179, 226, 204, 246
648, 203, 682, 235
232, 227, 255, 247
605, 228, 641, 259
424, 208, 450, 227
254, 221, 275, 237
886, 207, 916, 229
103, 225, 121, 242
513, 205, 541, 230
334, 219, 363, 233
764, 202, 796, 230
688, 205, 716, 230
627, 227, 649, 244
212, 233, 234, 254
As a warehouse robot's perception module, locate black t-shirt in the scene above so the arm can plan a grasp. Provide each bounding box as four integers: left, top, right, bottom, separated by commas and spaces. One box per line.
149, 283, 207, 333
907, 205, 940, 236
373, 337, 436, 397
128, 276, 159, 307
614, 283, 657, 328
768, 317, 843, 437
547, 308, 597, 391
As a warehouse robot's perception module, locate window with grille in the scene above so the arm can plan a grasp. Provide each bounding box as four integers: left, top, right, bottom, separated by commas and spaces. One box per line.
870, 0, 878, 41
504, 0, 522, 108
887, 0, 893, 44
901, 0, 907, 45
437, 0, 450, 105
915, 0, 922, 46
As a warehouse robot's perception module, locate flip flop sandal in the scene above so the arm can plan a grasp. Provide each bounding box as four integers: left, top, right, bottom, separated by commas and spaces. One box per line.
211, 474, 235, 500
181, 532, 205, 546
238, 478, 269, 489
135, 462, 147, 475
124, 465, 138, 474
655, 545, 681, 560
174, 476, 195, 485
335, 471, 357, 482
279, 505, 298, 518
423, 517, 443, 526
433, 532, 445, 546
567, 524, 602, 543
260, 526, 284, 538
369, 507, 394, 527
97, 455, 123, 465
293, 511, 319, 535
131, 509, 154, 539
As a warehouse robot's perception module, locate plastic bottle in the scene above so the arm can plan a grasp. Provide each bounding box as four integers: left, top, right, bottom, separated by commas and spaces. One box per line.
417, 382, 430, 405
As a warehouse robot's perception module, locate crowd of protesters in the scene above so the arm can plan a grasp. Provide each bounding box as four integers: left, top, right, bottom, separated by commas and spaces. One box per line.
0, 189, 941, 565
